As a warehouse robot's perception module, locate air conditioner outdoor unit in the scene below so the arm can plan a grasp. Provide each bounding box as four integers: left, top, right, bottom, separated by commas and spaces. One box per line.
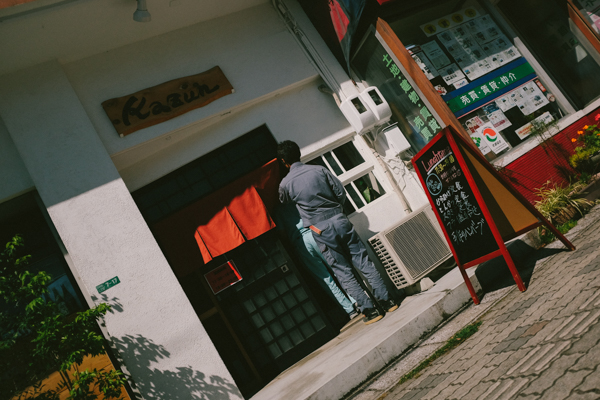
368, 204, 452, 289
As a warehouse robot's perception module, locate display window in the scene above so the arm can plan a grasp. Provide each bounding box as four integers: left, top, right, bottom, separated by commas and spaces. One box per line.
350, 0, 585, 161
499, 0, 600, 109
577, 0, 600, 34
386, 0, 568, 160
307, 139, 388, 214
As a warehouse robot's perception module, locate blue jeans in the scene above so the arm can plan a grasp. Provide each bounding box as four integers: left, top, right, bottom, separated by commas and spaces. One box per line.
311, 214, 389, 312
300, 230, 356, 314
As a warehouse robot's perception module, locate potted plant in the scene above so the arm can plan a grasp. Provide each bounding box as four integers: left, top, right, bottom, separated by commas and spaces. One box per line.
534, 181, 593, 226
569, 117, 600, 173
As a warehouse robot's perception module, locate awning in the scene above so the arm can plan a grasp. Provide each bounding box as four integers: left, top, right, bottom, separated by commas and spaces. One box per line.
153, 159, 280, 276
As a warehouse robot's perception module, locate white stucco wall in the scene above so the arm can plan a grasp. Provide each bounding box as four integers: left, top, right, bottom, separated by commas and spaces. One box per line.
0, 0, 268, 76
119, 77, 353, 191
62, 3, 316, 170
0, 60, 242, 400
0, 118, 34, 202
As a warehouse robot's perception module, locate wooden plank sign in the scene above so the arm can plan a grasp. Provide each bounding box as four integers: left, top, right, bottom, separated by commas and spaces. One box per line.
102, 66, 234, 137
412, 126, 575, 304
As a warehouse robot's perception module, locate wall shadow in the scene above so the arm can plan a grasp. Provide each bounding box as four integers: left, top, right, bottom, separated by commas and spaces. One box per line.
112, 334, 241, 400
90, 295, 241, 400
475, 240, 565, 293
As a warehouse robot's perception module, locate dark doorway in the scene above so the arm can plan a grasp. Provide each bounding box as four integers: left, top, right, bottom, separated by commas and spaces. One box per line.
133, 126, 346, 398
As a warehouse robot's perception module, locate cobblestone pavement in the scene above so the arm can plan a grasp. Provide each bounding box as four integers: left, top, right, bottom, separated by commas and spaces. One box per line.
382, 206, 600, 400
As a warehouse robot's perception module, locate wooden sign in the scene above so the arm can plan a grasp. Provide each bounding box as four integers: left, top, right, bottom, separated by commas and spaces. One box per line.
412, 126, 575, 304
101, 66, 234, 137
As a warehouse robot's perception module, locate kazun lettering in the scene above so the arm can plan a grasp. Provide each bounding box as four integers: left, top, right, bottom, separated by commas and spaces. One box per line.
121, 82, 220, 126
122, 96, 151, 126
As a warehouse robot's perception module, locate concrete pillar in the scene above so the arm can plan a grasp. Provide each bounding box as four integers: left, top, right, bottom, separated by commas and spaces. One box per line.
0, 61, 242, 400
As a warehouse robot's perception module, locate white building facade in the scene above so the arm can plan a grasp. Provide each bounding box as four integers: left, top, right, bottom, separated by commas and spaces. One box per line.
0, 1, 429, 398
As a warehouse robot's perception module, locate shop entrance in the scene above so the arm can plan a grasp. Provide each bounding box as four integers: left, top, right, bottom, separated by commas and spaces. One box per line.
158, 227, 339, 398
133, 126, 346, 398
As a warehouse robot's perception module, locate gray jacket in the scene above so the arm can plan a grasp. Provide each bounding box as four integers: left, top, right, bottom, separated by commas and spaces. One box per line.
279, 162, 346, 227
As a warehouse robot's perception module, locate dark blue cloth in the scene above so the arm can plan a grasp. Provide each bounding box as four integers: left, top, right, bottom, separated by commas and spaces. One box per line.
279, 162, 389, 311
311, 214, 388, 311
279, 162, 345, 227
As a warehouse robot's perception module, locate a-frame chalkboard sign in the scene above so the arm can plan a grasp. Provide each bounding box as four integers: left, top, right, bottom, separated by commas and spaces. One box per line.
412, 126, 575, 304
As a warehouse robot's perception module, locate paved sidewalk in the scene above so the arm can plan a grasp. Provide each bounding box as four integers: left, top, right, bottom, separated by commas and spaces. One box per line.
377, 205, 600, 400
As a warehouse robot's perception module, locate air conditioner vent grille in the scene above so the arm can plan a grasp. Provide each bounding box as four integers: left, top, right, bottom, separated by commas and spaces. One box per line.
384, 212, 450, 279
370, 236, 408, 287
368, 205, 452, 289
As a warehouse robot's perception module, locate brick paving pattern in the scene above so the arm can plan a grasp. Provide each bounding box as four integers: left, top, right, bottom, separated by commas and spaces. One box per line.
384, 207, 600, 400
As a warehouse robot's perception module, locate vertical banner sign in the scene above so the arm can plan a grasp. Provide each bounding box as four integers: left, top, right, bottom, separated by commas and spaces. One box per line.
412, 127, 575, 304
380, 52, 443, 141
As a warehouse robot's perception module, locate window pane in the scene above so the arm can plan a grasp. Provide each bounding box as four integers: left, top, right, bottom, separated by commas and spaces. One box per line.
332, 142, 365, 171
344, 183, 366, 209
499, 0, 600, 108
306, 156, 327, 168
352, 32, 442, 152
353, 173, 386, 204
323, 152, 343, 175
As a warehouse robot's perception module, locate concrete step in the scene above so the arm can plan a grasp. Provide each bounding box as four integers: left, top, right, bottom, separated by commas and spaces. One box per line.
250, 266, 482, 400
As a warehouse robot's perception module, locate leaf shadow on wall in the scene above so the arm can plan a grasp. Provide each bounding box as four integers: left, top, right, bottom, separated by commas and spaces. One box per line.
91, 294, 241, 400
111, 334, 241, 400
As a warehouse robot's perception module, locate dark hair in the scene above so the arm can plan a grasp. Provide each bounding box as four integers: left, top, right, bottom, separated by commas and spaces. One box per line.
277, 140, 301, 165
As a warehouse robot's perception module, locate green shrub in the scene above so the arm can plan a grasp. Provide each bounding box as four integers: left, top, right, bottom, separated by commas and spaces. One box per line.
0, 235, 125, 400
569, 122, 600, 172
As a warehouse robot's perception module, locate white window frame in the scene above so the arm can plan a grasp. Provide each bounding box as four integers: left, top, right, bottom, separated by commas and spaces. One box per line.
306, 137, 392, 215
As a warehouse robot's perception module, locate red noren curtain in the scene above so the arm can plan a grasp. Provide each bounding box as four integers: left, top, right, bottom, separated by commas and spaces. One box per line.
153, 159, 280, 276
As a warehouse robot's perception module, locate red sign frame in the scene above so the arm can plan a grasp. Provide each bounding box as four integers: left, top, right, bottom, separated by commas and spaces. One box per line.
412, 126, 575, 304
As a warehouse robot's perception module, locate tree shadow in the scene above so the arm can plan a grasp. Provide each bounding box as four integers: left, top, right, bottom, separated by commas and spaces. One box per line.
88, 296, 241, 399
475, 240, 566, 293
91, 293, 124, 313
111, 334, 242, 400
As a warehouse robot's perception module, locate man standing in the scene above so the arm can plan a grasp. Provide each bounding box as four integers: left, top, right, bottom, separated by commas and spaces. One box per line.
277, 140, 398, 324
274, 203, 359, 319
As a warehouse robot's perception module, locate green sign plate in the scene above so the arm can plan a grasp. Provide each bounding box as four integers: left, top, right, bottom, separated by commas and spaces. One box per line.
445, 62, 536, 113
96, 276, 120, 294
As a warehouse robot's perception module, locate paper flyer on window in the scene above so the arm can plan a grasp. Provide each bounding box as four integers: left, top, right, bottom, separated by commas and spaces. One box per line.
464, 15, 502, 45
495, 94, 515, 112
482, 103, 512, 131
440, 63, 466, 85
514, 111, 554, 140
454, 79, 469, 89
436, 14, 522, 82
421, 41, 452, 70
510, 81, 549, 116
411, 52, 439, 80
470, 131, 492, 155
476, 123, 509, 154
480, 35, 521, 66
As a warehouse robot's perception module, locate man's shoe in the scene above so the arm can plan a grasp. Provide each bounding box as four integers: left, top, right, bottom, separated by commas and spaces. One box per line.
362, 308, 383, 325
348, 310, 360, 320
380, 298, 399, 313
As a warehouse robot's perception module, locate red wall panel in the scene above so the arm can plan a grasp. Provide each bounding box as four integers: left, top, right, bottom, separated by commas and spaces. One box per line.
501, 107, 600, 204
